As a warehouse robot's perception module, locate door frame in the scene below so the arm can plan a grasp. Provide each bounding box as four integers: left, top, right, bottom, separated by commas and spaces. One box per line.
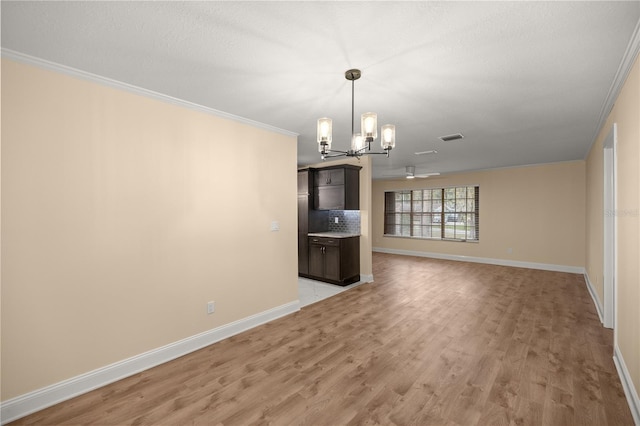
603, 123, 617, 331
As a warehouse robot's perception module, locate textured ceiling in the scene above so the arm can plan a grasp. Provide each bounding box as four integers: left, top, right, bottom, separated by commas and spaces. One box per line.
2, 1, 639, 179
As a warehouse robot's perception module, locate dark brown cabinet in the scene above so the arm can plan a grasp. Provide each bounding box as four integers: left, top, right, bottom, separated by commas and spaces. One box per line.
297, 194, 309, 274
299, 166, 361, 282
298, 169, 328, 276
313, 165, 361, 210
308, 236, 360, 285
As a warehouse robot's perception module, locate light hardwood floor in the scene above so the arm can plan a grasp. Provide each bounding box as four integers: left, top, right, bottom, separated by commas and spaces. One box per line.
11, 253, 634, 425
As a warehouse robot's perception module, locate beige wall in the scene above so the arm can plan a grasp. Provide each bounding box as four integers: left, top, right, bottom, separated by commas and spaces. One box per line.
1, 59, 298, 400
372, 161, 586, 268
586, 55, 640, 396
306, 156, 373, 278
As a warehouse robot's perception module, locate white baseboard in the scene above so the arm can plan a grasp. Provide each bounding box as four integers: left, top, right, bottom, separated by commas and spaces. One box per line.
614, 344, 640, 425
373, 247, 585, 274
360, 274, 374, 283
0, 300, 300, 424
583, 271, 605, 324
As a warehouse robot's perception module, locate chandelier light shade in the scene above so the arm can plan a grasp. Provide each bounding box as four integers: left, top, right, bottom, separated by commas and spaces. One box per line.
351, 133, 365, 151
361, 112, 378, 142
317, 69, 395, 159
381, 124, 396, 150
317, 117, 332, 152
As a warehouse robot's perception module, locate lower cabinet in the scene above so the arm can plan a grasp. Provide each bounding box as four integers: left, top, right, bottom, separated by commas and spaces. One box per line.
307, 236, 360, 285
309, 239, 340, 281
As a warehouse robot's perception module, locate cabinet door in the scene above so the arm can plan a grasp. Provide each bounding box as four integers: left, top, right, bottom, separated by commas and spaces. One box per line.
314, 186, 344, 210
344, 168, 360, 210
339, 237, 360, 280
314, 169, 345, 187
308, 242, 325, 278
298, 195, 309, 233
298, 233, 309, 274
323, 244, 341, 281
314, 170, 328, 187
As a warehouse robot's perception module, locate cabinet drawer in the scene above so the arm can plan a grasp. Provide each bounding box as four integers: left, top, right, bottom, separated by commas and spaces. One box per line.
308, 237, 340, 247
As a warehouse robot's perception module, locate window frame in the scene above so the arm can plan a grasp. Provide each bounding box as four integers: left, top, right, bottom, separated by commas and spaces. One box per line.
384, 185, 479, 242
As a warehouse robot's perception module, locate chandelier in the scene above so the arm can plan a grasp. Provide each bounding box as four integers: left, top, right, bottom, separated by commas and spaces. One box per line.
317, 69, 395, 160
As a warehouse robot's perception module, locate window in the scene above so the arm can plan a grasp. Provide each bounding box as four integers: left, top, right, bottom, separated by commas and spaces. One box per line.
384, 186, 479, 241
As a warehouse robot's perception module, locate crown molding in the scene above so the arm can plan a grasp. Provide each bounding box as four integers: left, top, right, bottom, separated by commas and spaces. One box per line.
1, 48, 299, 138
587, 17, 640, 156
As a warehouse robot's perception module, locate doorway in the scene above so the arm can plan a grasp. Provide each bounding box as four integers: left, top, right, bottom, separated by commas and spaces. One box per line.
603, 123, 617, 330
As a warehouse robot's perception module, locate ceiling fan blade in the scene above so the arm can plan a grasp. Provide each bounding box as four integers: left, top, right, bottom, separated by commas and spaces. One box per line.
381, 173, 407, 178
381, 170, 407, 176
415, 172, 440, 178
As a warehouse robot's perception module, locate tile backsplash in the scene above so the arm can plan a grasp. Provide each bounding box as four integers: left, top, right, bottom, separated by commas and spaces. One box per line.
327, 210, 361, 234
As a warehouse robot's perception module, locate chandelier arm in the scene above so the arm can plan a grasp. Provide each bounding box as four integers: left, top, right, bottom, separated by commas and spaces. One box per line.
322, 148, 349, 156
354, 145, 390, 155
321, 148, 391, 160
322, 152, 350, 160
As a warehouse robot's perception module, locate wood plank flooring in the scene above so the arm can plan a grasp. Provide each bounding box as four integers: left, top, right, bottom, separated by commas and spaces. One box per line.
11, 253, 634, 425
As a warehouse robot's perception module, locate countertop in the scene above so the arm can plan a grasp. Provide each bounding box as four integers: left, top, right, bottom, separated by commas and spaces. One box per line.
308, 232, 360, 239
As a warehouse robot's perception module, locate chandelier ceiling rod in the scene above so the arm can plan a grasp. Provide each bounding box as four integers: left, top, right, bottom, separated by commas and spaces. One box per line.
350, 70, 356, 139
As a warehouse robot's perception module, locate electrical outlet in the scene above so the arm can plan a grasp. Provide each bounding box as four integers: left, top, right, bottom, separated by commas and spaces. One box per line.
334, 217, 339, 224
207, 301, 215, 314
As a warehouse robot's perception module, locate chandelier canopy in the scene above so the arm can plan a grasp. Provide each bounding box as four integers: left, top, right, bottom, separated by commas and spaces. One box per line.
317, 69, 395, 160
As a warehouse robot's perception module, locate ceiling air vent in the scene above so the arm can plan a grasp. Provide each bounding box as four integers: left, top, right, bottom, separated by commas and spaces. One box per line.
438, 133, 464, 142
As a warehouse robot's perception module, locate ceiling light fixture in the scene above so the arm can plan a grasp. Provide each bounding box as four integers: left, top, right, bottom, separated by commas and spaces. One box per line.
438, 133, 464, 142
317, 69, 395, 160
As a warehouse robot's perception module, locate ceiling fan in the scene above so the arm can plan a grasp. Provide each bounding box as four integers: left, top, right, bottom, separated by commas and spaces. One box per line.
383, 165, 441, 179
405, 166, 440, 179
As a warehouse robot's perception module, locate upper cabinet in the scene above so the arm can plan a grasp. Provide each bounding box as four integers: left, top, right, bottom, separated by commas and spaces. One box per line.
313, 165, 361, 210
314, 168, 345, 187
